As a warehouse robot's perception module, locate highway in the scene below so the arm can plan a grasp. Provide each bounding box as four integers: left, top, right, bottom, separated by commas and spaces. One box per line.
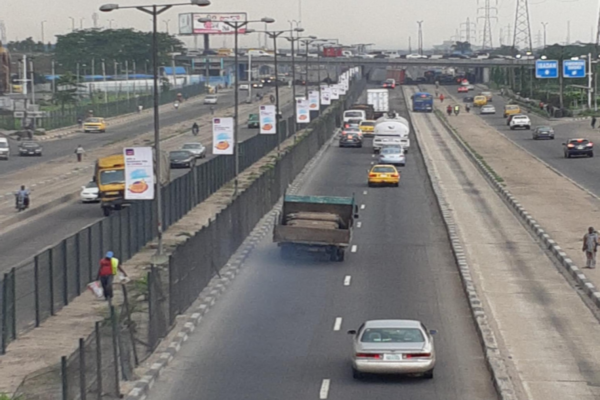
0, 91, 299, 273
449, 85, 600, 197
143, 88, 496, 400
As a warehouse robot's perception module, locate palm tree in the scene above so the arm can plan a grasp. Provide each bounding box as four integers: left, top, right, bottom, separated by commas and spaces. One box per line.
53, 72, 83, 113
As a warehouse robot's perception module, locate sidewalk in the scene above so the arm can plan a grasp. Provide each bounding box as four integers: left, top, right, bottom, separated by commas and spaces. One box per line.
0, 89, 293, 232
0, 90, 308, 396
0, 88, 220, 143
409, 85, 600, 400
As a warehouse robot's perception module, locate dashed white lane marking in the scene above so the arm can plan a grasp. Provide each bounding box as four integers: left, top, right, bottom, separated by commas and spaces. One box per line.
363, 190, 367, 195
371, 154, 375, 158
344, 275, 352, 286
356, 221, 362, 228
333, 318, 342, 331
351, 245, 358, 253
319, 379, 331, 399
370, 161, 374, 165
360, 204, 365, 209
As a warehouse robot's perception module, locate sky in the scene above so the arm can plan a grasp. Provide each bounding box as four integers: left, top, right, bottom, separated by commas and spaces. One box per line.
2, 0, 599, 50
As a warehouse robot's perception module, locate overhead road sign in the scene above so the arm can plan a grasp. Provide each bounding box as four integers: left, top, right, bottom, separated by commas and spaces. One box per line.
535, 60, 558, 78
563, 60, 586, 78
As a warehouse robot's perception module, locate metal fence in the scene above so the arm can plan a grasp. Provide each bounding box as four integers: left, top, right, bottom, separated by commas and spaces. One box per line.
0, 84, 207, 131
7, 77, 365, 400
0, 77, 365, 355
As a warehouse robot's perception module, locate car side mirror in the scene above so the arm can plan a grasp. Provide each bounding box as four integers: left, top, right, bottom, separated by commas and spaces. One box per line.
347, 330, 357, 335
429, 329, 437, 335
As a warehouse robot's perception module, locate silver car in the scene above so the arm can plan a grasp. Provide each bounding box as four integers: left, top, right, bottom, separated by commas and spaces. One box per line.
480, 105, 496, 115
204, 95, 218, 105
532, 126, 555, 140
378, 147, 405, 166
181, 143, 207, 158
348, 319, 436, 379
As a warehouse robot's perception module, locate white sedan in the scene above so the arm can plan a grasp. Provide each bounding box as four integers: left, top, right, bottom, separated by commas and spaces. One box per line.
406, 53, 428, 59
204, 95, 218, 105
80, 181, 99, 203
480, 105, 496, 115
239, 84, 249, 91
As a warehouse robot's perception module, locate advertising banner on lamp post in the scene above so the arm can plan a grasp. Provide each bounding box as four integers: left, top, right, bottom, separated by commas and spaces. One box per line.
296, 99, 310, 123
212, 117, 234, 155
320, 87, 331, 105
330, 85, 340, 100
308, 90, 320, 110
124, 147, 155, 200
259, 105, 276, 134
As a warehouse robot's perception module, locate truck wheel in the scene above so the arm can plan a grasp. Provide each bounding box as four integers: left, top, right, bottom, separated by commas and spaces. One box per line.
337, 249, 345, 262
102, 207, 111, 217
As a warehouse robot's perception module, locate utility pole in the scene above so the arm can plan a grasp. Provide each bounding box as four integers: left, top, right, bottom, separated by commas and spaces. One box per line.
535, 30, 542, 49
41, 20, 46, 43
478, 0, 498, 49
596, 1, 600, 50
408, 36, 412, 53
460, 17, 477, 43
566, 20, 570, 45
417, 21, 424, 55
92, 12, 99, 28
541, 22, 548, 48
499, 27, 503, 46
512, 0, 532, 51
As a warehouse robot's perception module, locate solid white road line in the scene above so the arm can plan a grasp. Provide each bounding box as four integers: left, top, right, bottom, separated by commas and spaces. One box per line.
344, 275, 352, 286
360, 204, 365, 209
356, 221, 362, 228
351, 245, 358, 253
319, 379, 331, 399
333, 317, 342, 331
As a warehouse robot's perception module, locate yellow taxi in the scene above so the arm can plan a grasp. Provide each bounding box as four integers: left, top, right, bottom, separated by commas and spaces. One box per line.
503, 104, 521, 118
83, 117, 107, 133
359, 120, 376, 136
473, 95, 488, 107
368, 164, 400, 187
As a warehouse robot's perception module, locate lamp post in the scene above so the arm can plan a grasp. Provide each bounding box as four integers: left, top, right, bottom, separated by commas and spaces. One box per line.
41, 21, 47, 44
300, 36, 318, 98
198, 16, 275, 196
69, 17, 75, 32
101, 0, 212, 264
541, 22, 548, 48
286, 34, 311, 124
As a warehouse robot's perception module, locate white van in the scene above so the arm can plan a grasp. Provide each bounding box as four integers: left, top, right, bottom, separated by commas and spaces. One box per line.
0, 137, 9, 160
247, 49, 273, 57
376, 115, 410, 129
343, 110, 366, 124
373, 121, 410, 153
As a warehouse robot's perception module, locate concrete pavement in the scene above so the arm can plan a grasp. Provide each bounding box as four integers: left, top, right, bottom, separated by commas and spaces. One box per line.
410, 85, 600, 399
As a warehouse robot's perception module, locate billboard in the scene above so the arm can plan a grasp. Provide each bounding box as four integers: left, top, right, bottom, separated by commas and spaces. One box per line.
259, 105, 276, 134
213, 117, 235, 155
308, 90, 320, 110
179, 12, 248, 35
123, 147, 155, 200
296, 99, 310, 123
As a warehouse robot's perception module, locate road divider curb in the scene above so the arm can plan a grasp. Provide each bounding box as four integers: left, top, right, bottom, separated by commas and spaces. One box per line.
405, 92, 518, 400
123, 128, 340, 400
433, 103, 600, 326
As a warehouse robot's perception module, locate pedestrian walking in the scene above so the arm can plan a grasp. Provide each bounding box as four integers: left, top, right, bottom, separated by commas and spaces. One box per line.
592, 116, 597, 129
439, 94, 445, 103
583, 227, 598, 268
192, 122, 199, 136
75, 144, 85, 162
96, 251, 128, 302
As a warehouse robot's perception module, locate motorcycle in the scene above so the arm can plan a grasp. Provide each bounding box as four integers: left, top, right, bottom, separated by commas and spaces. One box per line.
15, 194, 28, 212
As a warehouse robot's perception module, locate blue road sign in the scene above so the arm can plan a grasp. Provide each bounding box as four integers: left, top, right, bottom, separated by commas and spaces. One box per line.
563, 60, 586, 78
535, 60, 558, 78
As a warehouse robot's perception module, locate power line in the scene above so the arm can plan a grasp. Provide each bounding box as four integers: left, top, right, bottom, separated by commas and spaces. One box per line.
460, 17, 477, 43
478, 0, 498, 49
512, 0, 532, 51
417, 21, 424, 55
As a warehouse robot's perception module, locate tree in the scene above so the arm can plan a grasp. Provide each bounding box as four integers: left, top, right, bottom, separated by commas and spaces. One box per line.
53, 72, 83, 113
6, 37, 45, 53
54, 29, 184, 73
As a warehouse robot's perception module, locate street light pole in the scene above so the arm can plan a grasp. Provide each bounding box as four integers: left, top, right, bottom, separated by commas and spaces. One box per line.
101, 0, 212, 262
541, 22, 548, 48
41, 21, 46, 44
69, 17, 75, 32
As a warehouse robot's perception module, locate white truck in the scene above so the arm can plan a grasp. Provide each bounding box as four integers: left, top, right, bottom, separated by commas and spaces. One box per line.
367, 89, 389, 119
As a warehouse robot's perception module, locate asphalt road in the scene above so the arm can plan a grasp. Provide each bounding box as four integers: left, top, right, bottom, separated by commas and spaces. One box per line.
449, 85, 600, 197
144, 88, 496, 400
0, 87, 273, 176
0, 93, 296, 274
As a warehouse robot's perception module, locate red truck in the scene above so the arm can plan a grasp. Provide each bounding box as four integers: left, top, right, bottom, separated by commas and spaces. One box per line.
323, 47, 343, 57
386, 69, 406, 85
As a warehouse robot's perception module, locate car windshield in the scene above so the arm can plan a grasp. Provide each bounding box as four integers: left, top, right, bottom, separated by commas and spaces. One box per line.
100, 170, 125, 185
85, 181, 98, 189
86, 118, 102, 123
345, 111, 362, 118
381, 148, 402, 154
537, 127, 552, 132
171, 151, 191, 158
361, 122, 375, 127
21, 142, 39, 148
360, 328, 425, 343
569, 139, 590, 145
183, 144, 202, 149
0, 142, 7, 148
206, 95, 217, 100
372, 166, 396, 173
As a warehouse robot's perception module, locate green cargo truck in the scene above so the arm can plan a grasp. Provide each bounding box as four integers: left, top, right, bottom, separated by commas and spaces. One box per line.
247, 113, 260, 128
273, 195, 358, 261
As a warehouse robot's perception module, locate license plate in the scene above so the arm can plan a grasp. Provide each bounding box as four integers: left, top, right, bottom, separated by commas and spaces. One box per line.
380, 174, 388, 178
578, 146, 585, 149
383, 354, 401, 361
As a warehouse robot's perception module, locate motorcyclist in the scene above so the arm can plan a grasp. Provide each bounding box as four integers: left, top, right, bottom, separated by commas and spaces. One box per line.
270, 94, 275, 104
446, 105, 452, 116
174, 101, 179, 110
465, 104, 471, 113
454, 105, 460, 116
15, 185, 30, 210
439, 93, 445, 103
192, 122, 199, 136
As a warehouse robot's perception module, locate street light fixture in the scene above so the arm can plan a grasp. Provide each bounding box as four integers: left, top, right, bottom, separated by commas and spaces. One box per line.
299, 36, 318, 98
198, 16, 274, 196
100, 0, 211, 265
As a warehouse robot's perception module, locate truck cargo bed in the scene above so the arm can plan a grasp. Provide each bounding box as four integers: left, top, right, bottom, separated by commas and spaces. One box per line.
273, 225, 351, 247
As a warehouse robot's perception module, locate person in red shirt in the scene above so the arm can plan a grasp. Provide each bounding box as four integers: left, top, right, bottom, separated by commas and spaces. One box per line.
97, 251, 115, 301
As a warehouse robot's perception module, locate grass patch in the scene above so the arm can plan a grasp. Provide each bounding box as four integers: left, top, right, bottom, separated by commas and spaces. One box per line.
434, 110, 505, 184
